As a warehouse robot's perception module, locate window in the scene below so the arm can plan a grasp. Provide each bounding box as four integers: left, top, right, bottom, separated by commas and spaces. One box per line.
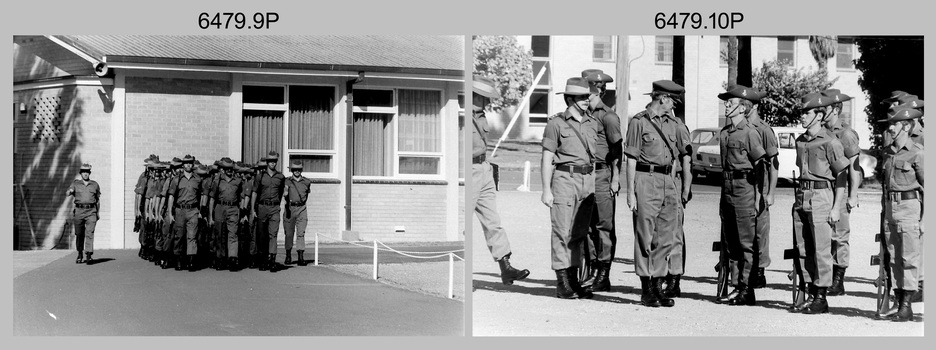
836, 38, 855, 70
242, 84, 337, 175
655, 36, 673, 64
593, 36, 614, 62
778, 133, 796, 149
719, 36, 729, 67
531, 60, 551, 86
777, 36, 795, 66
840, 99, 853, 126
352, 88, 444, 177
531, 36, 550, 58
529, 89, 550, 124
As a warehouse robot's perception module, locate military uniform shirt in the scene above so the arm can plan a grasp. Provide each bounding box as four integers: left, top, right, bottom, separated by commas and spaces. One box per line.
590, 103, 623, 165
134, 172, 148, 195
795, 128, 849, 182
169, 174, 203, 206
211, 173, 244, 203
748, 111, 780, 160
542, 108, 599, 166
241, 177, 255, 200
472, 110, 489, 158
623, 109, 690, 166
719, 118, 767, 171
145, 176, 160, 199
285, 176, 313, 203
883, 139, 924, 192
827, 119, 861, 159
673, 120, 691, 173
69, 179, 100, 204
161, 174, 179, 198
254, 171, 286, 202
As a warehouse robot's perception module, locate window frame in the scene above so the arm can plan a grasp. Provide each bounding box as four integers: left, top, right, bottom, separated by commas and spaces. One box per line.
836, 37, 856, 71
777, 36, 796, 67
592, 35, 615, 62
655, 35, 674, 65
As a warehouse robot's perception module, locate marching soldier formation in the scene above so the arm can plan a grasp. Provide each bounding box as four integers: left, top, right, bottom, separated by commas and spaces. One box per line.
126, 151, 313, 272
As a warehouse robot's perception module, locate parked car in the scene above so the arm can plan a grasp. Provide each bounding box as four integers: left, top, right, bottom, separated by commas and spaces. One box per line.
688, 127, 721, 176
691, 126, 876, 183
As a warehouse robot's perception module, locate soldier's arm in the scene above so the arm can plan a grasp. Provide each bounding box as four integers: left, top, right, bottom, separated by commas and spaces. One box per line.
828, 141, 849, 222
626, 157, 637, 212
611, 141, 622, 194
541, 150, 555, 207
135, 194, 143, 217
66, 182, 75, 197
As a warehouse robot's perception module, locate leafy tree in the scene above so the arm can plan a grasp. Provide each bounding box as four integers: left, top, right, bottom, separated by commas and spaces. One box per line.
808, 36, 837, 71
752, 59, 836, 127
855, 36, 924, 151
473, 35, 533, 112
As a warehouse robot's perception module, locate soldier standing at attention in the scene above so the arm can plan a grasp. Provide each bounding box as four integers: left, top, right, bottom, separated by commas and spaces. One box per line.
742, 89, 778, 290
471, 74, 530, 285
623, 80, 690, 308
663, 110, 692, 298
168, 154, 203, 272
283, 160, 312, 266
878, 103, 924, 321
541, 77, 598, 300
716, 86, 769, 306
66, 163, 100, 264
820, 89, 862, 296
251, 152, 285, 272
790, 93, 849, 314
579, 69, 622, 293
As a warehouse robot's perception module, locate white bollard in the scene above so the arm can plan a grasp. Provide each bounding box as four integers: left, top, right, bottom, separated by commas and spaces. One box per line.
448, 253, 455, 299
372, 240, 378, 280
517, 160, 531, 192
314, 233, 319, 266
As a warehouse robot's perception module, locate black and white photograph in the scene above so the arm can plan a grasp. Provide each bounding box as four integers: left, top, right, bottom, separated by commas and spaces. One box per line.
12, 35, 466, 336
470, 35, 924, 336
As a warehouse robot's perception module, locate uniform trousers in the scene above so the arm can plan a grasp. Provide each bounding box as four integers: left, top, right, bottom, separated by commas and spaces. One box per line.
587, 166, 617, 263
283, 204, 307, 251
257, 204, 281, 253
884, 196, 922, 290
73, 207, 97, 253
550, 168, 595, 270
721, 177, 758, 285
214, 204, 239, 258
831, 195, 851, 268
472, 161, 511, 260
668, 172, 686, 275
792, 187, 835, 287
632, 171, 678, 277
172, 207, 199, 256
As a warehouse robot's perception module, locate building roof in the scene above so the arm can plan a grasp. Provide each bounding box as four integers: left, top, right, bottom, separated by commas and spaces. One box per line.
54, 35, 464, 76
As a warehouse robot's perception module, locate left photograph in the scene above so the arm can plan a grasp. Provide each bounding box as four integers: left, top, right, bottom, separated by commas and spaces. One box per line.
13, 35, 465, 336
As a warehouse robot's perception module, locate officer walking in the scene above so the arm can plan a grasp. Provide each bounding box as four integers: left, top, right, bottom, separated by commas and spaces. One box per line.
878, 103, 924, 321
579, 69, 622, 293
66, 163, 100, 264
820, 89, 862, 296
168, 154, 203, 271
283, 160, 312, 266
251, 152, 285, 272
471, 74, 530, 285
789, 93, 849, 314
623, 80, 691, 307
541, 77, 598, 299
716, 86, 769, 305
210, 157, 244, 270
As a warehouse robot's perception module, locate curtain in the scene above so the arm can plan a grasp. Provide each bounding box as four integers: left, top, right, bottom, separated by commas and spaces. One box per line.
288, 86, 334, 150
242, 110, 283, 166
353, 113, 389, 176
397, 89, 441, 153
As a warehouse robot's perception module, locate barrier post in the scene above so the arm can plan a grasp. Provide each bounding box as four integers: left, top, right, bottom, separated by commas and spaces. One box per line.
314, 233, 319, 266
517, 161, 531, 192
372, 240, 378, 280
448, 253, 455, 299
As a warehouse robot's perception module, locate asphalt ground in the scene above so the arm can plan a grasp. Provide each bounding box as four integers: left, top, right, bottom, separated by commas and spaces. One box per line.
471, 189, 924, 336
13, 243, 464, 336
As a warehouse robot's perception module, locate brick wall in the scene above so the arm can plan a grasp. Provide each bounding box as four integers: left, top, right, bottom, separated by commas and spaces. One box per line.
306, 182, 341, 239
350, 182, 449, 241
13, 85, 113, 250
123, 76, 231, 247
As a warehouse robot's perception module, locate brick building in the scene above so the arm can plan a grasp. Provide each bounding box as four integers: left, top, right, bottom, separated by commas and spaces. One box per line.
13, 35, 465, 250
487, 35, 873, 149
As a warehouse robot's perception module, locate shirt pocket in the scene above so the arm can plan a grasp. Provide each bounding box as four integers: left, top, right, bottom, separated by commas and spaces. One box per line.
893, 159, 916, 187
726, 140, 748, 168
640, 132, 662, 161
806, 148, 826, 178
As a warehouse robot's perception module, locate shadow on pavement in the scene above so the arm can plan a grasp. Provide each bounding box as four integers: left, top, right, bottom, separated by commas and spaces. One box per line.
85, 258, 114, 265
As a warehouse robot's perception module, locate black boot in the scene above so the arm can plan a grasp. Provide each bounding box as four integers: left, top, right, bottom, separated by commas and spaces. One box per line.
187, 255, 197, 272
175, 255, 185, 271
258, 254, 268, 271
580, 260, 598, 290
802, 287, 829, 314
555, 269, 576, 299
284, 249, 292, 265
496, 253, 530, 285
727, 283, 756, 306
789, 282, 808, 312
76, 251, 84, 264
567, 267, 594, 299
663, 274, 681, 298
590, 261, 611, 292
750, 267, 767, 289
828, 266, 846, 296
640, 276, 661, 307
877, 289, 902, 319
717, 283, 741, 304
268, 254, 277, 272
297, 251, 307, 266
85, 252, 93, 264
891, 289, 915, 322
229, 257, 239, 271
909, 281, 923, 303
652, 277, 675, 307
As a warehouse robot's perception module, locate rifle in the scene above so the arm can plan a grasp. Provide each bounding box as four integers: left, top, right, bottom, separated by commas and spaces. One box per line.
786, 170, 805, 306
873, 211, 895, 318
713, 223, 730, 300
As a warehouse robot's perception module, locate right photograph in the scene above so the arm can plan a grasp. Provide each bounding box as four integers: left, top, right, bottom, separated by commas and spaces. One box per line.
470, 35, 924, 336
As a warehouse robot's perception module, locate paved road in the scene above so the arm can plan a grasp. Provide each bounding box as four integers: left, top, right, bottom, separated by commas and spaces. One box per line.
471, 189, 924, 336
14, 247, 463, 336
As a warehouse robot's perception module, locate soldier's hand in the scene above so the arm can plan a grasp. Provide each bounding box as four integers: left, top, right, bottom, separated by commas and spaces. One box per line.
208, 218, 214, 227
830, 209, 841, 224
846, 196, 859, 212
765, 193, 775, 207
681, 190, 690, 206
610, 180, 621, 196
541, 191, 554, 208
627, 193, 637, 212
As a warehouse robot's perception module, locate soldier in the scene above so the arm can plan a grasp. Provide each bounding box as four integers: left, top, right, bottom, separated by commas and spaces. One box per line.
744, 89, 778, 290
470, 75, 530, 285
237, 162, 256, 268
168, 154, 203, 272
66, 163, 100, 264
789, 93, 849, 314
579, 69, 622, 293
195, 163, 214, 269
283, 160, 312, 266
819, 89, 862, 296
251, 152, 285, 272
142, 158, 162, 264
878, 104, 924, 321
247, 160, 268, 269
664, 110, 692, 298
541, 77, 598, 299
623, 80, 690, 307
715, 86, 769, 306
210, 158, 244, 270
134, 155, 156, 260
